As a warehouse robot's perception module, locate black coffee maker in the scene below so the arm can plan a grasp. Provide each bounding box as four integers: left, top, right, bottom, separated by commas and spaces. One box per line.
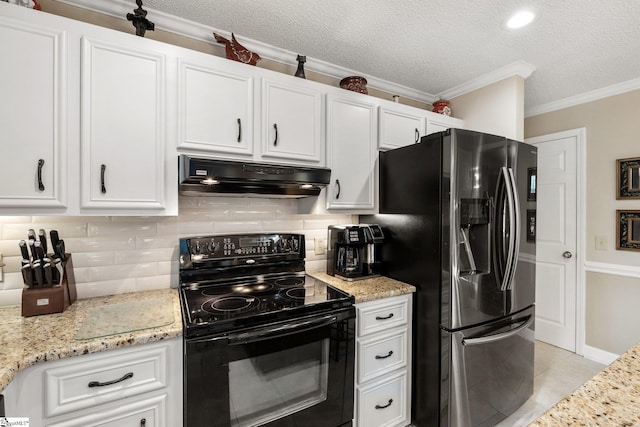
327, 224, 384, 280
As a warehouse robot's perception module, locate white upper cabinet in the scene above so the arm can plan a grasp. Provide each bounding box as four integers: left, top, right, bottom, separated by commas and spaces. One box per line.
178, 54, 254, 157
378, 105, 425, 150
0, 10, 67, 210
261, 78, 324, 165
425, 112, 464, 135
326, 93, 376, 210
80, 35, 169, 212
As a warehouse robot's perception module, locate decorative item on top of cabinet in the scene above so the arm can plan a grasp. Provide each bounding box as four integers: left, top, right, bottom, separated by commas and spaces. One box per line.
126, 0, 154, 37
214, 32, 261, 65
294, 54, 306, 78
340, 76, 368, 95
432, 99, 451, 116
3, 0, 41, 9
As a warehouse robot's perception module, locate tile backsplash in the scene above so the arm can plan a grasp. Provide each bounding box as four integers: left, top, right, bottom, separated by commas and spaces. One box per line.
0, 196, 355, 306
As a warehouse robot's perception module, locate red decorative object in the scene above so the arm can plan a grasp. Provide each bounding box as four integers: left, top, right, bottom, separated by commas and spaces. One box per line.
432, 99, 452, 116
339, 76, 368, 95
214, 33, 261, 66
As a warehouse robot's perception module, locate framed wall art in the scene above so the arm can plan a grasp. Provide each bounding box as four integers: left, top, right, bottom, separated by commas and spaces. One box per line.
616, 157, 640, 199
616, 210, 640, 251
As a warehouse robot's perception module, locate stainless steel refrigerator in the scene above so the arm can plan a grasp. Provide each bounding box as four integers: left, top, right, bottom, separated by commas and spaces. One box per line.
361, 128, 537, 427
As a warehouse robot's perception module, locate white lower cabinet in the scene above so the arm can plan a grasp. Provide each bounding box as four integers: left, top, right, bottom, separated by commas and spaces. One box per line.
355, 294, 412, 427
3, 338, 181, 427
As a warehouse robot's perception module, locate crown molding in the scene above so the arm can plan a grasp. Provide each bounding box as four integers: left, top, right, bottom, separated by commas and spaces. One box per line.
525, 77, 640, 118
57, 0, 532, 106
437, 60, 536, 101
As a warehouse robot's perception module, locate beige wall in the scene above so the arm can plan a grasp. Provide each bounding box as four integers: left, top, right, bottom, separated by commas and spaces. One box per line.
525, 89, 640, 355
449, 76, 525, 141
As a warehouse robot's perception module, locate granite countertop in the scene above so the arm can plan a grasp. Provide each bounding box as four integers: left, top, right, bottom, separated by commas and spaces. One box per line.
0, 288, 182, 393
307, 271, 416, 303
530, 342, 640, 426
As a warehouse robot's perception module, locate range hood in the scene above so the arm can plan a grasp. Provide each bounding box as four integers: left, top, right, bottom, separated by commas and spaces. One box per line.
179, 155, 331, 197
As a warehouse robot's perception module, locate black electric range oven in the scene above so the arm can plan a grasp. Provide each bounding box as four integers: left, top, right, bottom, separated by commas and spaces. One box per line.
179, 233, 356, 427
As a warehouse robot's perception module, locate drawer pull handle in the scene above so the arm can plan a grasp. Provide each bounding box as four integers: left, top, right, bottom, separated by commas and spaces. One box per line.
375, 399, 393, 410
273, 123, 278, 146
140, 419, 146, 427
88, 372, 134, 388
415, 128, 420, 143
375, 350, 394, 360
100, 164, 107, 194
237, 118, 242, 142
375, 313, 394, 320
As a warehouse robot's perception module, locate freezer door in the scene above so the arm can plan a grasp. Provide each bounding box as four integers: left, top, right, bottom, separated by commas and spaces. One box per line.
440, 306, 535, 427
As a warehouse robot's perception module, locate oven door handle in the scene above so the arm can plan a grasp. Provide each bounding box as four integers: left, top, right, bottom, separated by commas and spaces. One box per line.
228, 314, 338, 345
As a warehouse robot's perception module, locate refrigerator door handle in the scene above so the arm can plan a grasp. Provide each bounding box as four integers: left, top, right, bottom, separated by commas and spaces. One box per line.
497, 167, 518, 291
462, 315, 533, 346
506, 168, 521, 290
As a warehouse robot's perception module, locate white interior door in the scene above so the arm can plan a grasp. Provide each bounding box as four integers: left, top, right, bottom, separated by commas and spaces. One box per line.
526, 131, 579, 352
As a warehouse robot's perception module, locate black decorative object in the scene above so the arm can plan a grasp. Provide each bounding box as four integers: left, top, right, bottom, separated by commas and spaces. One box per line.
127, 0, 155, 37
616, 210, 640, 251
294, 55, 306, 79
616, 157, 640, 199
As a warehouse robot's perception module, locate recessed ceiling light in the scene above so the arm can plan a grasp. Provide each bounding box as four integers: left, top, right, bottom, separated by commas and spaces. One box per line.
504, 10, 535, 29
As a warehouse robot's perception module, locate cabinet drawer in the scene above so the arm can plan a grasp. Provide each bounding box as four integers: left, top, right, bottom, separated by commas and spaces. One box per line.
45, 344, 169, 417
49, 394, 165, 427
358, 329, 407, 383
357, 295, 410, 337
357, 371, 409, 427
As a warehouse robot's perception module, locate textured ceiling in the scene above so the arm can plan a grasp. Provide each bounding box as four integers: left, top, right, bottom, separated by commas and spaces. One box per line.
139, 0, 640, 114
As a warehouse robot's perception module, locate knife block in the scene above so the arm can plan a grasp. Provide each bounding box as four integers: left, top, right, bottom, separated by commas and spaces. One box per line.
22, 254, 77, 317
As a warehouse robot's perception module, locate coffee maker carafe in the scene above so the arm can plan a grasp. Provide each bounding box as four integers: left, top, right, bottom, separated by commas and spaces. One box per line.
327, 224, 384, 280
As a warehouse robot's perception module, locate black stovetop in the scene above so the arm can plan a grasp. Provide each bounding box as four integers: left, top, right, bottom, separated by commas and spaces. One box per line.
180, 273, 353, 338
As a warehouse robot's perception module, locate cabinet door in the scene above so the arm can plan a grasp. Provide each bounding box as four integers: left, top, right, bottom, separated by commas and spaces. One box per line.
178, 57, 253, 157
0, 13, 67, 209
261, 79, 324, 164
425, 111, 464, 135
80, 36, 166, 210
326, 95, 376, 209
378, 106, 425, 151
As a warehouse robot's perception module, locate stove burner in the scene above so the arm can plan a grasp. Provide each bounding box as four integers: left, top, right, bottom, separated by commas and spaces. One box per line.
202, 296, 258, 313
284, 287, 306, 300
275, 277, 305, 288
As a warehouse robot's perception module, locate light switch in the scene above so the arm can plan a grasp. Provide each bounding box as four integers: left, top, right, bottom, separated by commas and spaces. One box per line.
595, 236, 608, 250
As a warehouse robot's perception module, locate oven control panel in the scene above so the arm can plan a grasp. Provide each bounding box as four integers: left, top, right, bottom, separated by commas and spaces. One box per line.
180, 233, 304, 264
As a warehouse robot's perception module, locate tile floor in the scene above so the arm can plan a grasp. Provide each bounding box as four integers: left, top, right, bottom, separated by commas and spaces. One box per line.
495, 340, 606, 426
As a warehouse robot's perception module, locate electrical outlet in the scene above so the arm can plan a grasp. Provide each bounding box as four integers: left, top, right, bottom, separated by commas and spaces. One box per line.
314, 238, 326, 255
595, 235, 608, 250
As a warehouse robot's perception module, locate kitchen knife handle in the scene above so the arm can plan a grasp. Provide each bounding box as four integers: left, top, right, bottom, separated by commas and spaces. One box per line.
100, 164, 107, 194
335, 179, 341, 199
237, 118, 242, 142
273, 123, 278, 146
415, 128, 420, 143
37, 159, 45, 191
88, 372, 133, 388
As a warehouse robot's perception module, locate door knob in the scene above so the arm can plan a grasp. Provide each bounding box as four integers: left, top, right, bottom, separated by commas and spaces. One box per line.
562, 251, 573, 259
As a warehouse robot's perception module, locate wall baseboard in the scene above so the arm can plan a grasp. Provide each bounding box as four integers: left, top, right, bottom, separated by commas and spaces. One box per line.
582, 344, 619, 365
